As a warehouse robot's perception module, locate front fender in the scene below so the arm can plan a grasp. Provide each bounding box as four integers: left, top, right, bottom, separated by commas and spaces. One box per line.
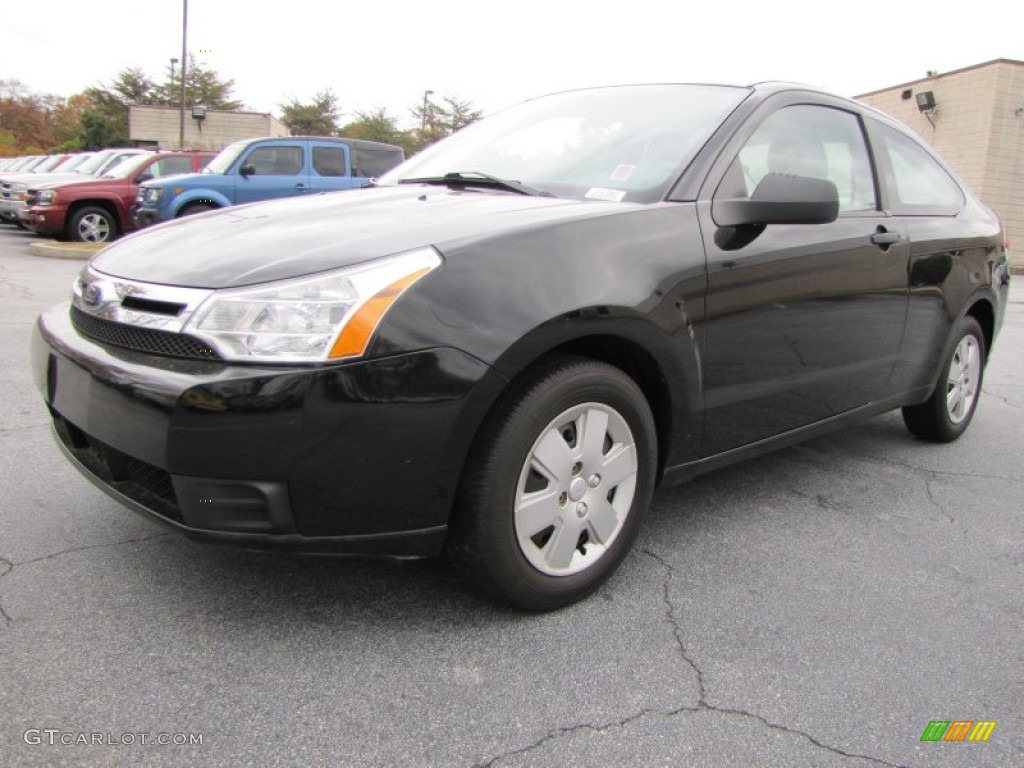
170, 189, 234, 217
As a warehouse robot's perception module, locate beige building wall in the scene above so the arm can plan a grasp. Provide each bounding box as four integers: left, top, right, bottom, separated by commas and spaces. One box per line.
129, 106, 289, 151
856, 59, 1023, 269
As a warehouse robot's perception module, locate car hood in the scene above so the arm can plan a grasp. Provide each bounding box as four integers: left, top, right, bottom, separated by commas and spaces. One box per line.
35, 176, 127, 192
91, 186, 638, 288
21, 172, 97, 189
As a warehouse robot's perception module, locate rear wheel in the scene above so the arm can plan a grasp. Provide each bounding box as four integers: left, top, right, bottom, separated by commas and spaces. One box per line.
67, 206, 115, 243
451, 357, 657, 611
902, 315, 985, 442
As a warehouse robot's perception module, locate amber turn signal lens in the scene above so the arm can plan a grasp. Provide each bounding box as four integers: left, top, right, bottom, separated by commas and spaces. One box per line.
328, 267, 431, 359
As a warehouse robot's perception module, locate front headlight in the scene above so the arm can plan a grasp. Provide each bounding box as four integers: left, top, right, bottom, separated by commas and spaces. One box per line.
143, 187, 162, 203
184, 247, 441, 363
36, 189, 57, 205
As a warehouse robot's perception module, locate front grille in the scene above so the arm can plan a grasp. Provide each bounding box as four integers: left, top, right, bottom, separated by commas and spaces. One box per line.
71, 305, 221, 360
52, 412, 182, 523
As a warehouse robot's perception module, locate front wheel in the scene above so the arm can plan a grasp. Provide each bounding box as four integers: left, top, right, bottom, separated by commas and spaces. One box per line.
177, 202, 217, 218
67, 206, 116, 243
451, 357, 657, 611
902, 315, 986, 442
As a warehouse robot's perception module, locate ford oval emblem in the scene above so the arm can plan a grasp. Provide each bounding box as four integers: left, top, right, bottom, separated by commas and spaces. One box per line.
82, 283, 101, 307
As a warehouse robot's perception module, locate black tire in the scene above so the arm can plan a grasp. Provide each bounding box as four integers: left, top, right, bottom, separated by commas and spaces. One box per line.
902, 315, 986, 442
177, 202, 217, 218
67, 206, 116, 243
450, 356, 657, 611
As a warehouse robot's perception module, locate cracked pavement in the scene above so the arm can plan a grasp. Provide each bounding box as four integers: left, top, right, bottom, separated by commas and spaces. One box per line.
1, 228, 1021, 766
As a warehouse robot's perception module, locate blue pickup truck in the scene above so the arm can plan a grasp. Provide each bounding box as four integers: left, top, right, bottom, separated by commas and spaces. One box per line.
133, 136, 404, 226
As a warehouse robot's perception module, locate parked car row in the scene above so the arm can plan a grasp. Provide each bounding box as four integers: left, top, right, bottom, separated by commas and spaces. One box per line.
0, 149, 149, 228
2, 136, 405, 243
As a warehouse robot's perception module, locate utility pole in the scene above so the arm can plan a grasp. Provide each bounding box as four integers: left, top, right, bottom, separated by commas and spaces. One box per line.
421, 90, 434, 133
178, 0, 188, 150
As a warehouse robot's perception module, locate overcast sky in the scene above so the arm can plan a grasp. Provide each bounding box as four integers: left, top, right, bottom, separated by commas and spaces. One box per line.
3, 0, 1019, 128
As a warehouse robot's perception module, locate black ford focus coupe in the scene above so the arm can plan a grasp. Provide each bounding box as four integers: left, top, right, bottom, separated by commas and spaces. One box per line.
32, 83, 1010, 610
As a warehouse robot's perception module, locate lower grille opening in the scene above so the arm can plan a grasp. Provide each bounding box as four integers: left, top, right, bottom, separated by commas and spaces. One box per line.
52, 411, 182, 523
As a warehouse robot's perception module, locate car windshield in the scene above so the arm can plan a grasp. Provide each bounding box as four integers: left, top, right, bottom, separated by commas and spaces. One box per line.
378, 85, 749, 202
203, 140, 251, 174
102, 153, 154, 179
34, 156, 66, 172
74, 152, 112, 175
52, 155, 88, 172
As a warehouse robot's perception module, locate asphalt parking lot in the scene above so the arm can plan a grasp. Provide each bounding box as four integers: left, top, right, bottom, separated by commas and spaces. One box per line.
0, 225, 1021, 767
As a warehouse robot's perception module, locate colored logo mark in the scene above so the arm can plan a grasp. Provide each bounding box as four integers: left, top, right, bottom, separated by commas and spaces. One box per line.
920, 721, 996, 742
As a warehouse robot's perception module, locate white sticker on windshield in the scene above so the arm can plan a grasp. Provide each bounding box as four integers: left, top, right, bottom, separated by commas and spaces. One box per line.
611, 164, 635, 181
585, 187, 626, 202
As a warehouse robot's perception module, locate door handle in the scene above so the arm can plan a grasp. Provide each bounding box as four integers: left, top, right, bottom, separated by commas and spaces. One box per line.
870, 230, 901, 246
295, 183, 307, 191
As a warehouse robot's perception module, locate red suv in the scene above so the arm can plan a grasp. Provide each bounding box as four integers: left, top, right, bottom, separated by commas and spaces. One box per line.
24, 151, 214, 242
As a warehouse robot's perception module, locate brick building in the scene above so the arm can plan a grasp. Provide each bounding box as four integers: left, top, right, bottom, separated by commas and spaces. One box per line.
856, 59, 1024, 269
128, 106, 289, 151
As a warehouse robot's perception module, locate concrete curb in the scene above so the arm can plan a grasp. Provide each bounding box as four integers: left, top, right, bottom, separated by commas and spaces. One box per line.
28, 241, 104, 260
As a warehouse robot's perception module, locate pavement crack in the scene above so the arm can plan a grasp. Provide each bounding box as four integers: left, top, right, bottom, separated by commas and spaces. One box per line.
477, 709, 664, 767
983, 388, 1024, 411
0, 555, 14, 626
924, 476, 955, 524
786, 486, 846, 511
696, 704, 905, 767
838, 449, 1022, 485
12, 533, 172, 568
643, 549, 707, 701
640, 549, 903, 768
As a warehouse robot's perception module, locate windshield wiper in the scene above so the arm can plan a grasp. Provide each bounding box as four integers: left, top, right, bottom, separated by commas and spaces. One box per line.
399, 171, 553, 197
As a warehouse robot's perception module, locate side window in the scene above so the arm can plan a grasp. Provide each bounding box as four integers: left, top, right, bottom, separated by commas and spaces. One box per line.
243, 146, 304, 176
717, 105, 877, 213
870, 122, 963, 215
353, 148, 404, 178
148, 157, 194, 178
312, 146, 348, 177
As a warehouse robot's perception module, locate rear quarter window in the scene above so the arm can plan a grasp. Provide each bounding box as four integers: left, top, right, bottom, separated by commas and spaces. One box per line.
353, 148, 404, 178
870, 120, 963, 216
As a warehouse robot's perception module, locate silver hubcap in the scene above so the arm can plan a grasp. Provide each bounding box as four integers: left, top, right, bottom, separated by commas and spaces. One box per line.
77, 213, 111, 242
514, 403, 638, 576
946, 335, 980, 424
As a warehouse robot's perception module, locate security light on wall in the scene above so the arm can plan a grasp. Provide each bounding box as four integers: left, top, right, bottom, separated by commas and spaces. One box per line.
191, 106, 207, 134
915, 91, 936, 113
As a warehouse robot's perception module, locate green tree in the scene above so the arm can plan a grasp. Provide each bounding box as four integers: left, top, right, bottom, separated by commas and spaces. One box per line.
75, 60, 242, 150
279, 89, 341, 136
339, 108, 404, 144
78, 86, 131, 150
407, 93, 482, 153
150, 55, 243, 110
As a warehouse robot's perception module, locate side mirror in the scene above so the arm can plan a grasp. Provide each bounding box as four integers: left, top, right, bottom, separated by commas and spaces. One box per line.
239, 164, 255, 177
713, 173, 839, 228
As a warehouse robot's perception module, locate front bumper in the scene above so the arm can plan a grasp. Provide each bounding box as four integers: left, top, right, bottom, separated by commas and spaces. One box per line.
24, 204, 65, 235
0, 197, 26, 223
33, 302, 498, 556
132, 207, 159, 229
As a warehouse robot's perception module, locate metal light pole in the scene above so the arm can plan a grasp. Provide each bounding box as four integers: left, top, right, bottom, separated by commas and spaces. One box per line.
421, 90, 434, 133
178, 0, 189, 150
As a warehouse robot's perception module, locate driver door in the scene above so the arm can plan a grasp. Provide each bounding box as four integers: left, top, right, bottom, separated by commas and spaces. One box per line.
697, 101, 909, 455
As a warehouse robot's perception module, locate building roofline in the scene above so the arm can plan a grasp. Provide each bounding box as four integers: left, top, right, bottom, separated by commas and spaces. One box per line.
854, 58, 1024, 98
128, 105, 278, 119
